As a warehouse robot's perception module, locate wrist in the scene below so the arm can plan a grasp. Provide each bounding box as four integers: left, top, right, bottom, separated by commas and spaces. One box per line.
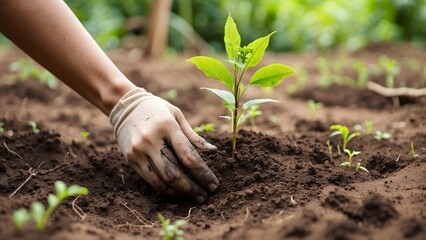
100, 76, 136, 115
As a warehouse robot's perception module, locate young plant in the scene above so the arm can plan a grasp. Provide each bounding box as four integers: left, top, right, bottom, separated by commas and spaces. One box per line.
81, 131, 90, 142
28, 120, 40, 134
0, 121, 4, 134
315, 57, 332, 89
374, 130, 391, 141
327, 140, 333, 163
355, 161, 369, 173
158, 214, 186, 240
7, 59, 58, 89
378, 56, 400, 88
353, 59, 369, 88
330, 125, 360, 151
354, 120, 374, 135
188, 14, 295, 153
12, 180, 89, 231
238, 105, 263, 130
411, 141, 419, 160
194, 123, 215, 133
341, 149, 361, 168
307, 99, 323, 120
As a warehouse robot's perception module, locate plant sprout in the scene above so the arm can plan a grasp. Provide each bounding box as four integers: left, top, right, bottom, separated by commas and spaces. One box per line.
81, 131, 90, 142
308, 99, 323, 120
378, 55, 400, 88
28, 120, 40, 134
355, 162, 369, 173
0, 121, 4, 134
411, 141, 419, 160
354, 120, 374, 135
194, 123, 215, 133
330, 125, 360, 151
6, 59, 57, 89
12, 180, 88, 231
158, 214, 186, 240
188, 14, 295, 153
342, 149, 361, 168
353, 59, 368, 88
374, 130, 391, 141
238, 105, 263, 130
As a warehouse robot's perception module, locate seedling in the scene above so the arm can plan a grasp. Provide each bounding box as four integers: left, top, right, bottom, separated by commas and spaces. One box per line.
0, 121, 4, 134
411, 141, 419, 160
353, 60, 368, 88
6, 59, 57, 89
378, 56, 400, 88
330, 125, 360, 151
307, 99, 323, 120
355, 162, 369, 173
341, 149, 361, 168
327, 140, 333, 162
12, 180, 88, 231
315, 57, 332, 89
239, 105, 263, 130
158, 214, 186, 240
374, 130, 391, 141
188, 14, 295, 153
354, 120, 374, 135
28, 120, 40, 134
194, 123, 215, 133
81, 131, 90, 142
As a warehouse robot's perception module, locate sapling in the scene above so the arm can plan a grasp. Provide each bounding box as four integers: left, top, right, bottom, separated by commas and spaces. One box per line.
378, 56, 400, 88
342, 149, 361, 168
158, 214, 186, 240
194, 123, 215, 133
239, 105, 262, 130
330, 125, 359, 151
28, 120, 40, 134
188, 14, 295, 153
307, 99, 323, 120
374, 130, 391, 141
12, 180, 89, 231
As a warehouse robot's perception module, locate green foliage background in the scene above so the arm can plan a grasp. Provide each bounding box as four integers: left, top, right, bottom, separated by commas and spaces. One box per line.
1, 0, 425, 52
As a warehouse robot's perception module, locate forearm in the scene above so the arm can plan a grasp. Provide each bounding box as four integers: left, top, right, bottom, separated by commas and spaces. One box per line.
0, 0, 135, 115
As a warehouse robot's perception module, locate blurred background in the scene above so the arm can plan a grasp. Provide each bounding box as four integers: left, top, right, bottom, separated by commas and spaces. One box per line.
1, 0, 426, 54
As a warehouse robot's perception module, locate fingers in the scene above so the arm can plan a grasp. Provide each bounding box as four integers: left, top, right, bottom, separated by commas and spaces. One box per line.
149, 146, 209, 203
168, 129, 219, 193
174, 108, 216, 150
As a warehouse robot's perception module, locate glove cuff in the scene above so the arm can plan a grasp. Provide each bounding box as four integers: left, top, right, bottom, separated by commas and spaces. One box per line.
109, 87, 153, 135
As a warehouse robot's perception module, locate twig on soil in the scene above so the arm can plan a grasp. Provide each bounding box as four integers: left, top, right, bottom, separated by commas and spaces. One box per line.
3, 142, 23, 160
122, 202, 156, 227
366, 81, 426, 97
182, 207, 196, 220
9, 161, 44, 197
39, 152, 70, 175
72, 195, 87, 221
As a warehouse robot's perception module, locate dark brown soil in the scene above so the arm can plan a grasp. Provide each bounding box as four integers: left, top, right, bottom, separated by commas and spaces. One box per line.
0, 43, 425, 240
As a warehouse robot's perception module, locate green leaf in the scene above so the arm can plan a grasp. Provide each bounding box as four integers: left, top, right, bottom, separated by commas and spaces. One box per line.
48, 194, 60, 209
30, 201, 46, 230
67, 185, 89, 196
340, 162, 351, 168
246, 32, 275, 68
187, 56, 234, 90
55, 181, 67, 199
250, 64, 296, 87
224, 14, 241, 61
359, 166, 370, 173
228, 59, 246, 69
12, 208, 30, 230
242, 99, 280, 110
201, 87, 235, 109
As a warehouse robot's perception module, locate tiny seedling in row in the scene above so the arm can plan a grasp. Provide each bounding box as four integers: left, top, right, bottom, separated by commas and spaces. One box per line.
308, 99, 323, 120
158, 214, 186, 240
342, 149, 369, 173
81, 131, 90, 142
194, 123, 216, 133
7, 59, 58, 89
353, 120, 374, 135
374, 130, 391, 141
188, 14, 295, 153
411, 141, 419, 160
330, 125, 360, 151
12, 180, 89, 231
28, 120, 40, 134
0, 121, 4, 134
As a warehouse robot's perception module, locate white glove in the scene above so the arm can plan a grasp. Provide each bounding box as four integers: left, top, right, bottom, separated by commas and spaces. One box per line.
110, 87, 219, 203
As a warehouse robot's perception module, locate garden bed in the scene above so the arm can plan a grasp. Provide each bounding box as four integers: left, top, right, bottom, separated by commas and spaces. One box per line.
0, 43, 425, 240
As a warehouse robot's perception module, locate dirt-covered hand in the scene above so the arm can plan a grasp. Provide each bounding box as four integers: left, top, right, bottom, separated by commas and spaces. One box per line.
109, 88, 219, 203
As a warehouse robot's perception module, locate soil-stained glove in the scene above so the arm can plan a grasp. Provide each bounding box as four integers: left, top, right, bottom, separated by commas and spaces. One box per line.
109, 87, 219, 203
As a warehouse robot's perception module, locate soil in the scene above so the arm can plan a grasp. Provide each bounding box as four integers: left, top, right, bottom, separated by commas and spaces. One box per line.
0, 43, 425, 240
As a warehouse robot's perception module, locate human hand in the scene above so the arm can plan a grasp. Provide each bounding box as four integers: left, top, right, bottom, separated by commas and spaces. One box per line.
109, 88, 219, 203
